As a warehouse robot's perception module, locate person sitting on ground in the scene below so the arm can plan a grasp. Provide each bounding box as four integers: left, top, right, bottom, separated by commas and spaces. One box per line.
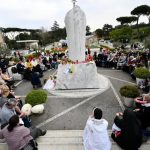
0, 59, 7, 71
24, 67, 32, 80
31, 68, 42, 89
0, 115, 47, 150
16, 61, 25, 74
117, 53, 126, 69
83, 107, 111, 150
31, 58, 38, 67
141, 78, 150, 93
34, 64, 43, 77
8, 57, 15, 66
25, 59, 33, 70
127, 56, 136, 74
0, 98, 31, 128
0, 97, 8, 109
134, 94, 150, 129
0, 83, 23, 109
111, 109, 143, 150
0, 72, 6, 85
0, 86, 17, 109
42, 57, 49, 69
0, 68, 15, 90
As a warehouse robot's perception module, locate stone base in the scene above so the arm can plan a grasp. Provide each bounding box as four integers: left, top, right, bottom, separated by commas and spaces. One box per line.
55, 62, 100, 89
49, 74, 110, 98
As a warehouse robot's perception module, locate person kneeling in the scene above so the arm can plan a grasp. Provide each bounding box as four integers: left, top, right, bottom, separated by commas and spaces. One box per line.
83, 108, 111, 150
111, 109, 143, 150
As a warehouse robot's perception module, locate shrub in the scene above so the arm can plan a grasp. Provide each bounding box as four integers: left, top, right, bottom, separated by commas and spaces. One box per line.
25, 90, 47, 106
119, 85, 140, 98
133, 67, 150, 79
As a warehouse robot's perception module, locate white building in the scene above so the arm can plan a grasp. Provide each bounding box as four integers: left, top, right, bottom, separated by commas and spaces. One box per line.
86, 35, 98, 46
16, 40, 39, 50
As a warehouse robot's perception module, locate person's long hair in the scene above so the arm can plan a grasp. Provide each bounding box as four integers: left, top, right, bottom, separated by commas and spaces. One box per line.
7, 115, 19, 132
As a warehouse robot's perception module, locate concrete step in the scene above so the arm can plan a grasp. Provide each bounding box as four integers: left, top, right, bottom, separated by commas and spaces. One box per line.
40, 130, 83, 137
38, 143, 83, 150
37, 143, 150, 150
37, 137, 83, 144
0, 130, 150, 150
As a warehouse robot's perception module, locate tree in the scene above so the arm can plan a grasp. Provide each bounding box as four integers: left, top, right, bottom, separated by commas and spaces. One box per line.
95, 29, 103, 39
50, 21, 66, 42
144, 36, 150, 49
110, 26, 132, 42
140, 5, 150, 23
51, 21, 59, 31
50, 27, 66, 43
116, 16, 137, 25
132, 5, 150, 23
15, 33, 31, 40
86, 25, 91, 36
131, 5, 150, 37
102, 24, 113, 39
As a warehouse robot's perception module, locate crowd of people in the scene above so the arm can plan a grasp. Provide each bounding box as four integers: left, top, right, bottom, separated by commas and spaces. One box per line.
93, 47, 150, 92
0, 51, 65, 89
83, 47, 150, 150
94, 48, 150, 70
0, 48, 150, 149
83, 100, 150, 150
0, 52, 64, 149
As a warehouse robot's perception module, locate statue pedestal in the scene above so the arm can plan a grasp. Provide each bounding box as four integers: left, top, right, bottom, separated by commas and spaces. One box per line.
55, 62, 100, 89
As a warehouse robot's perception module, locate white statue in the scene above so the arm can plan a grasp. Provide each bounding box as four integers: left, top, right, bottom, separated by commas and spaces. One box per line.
52, 1, 101, 90
65, 2, 86, 62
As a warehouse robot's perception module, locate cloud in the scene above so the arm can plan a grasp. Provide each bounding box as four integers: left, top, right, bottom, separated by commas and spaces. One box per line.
0, 0, 149, 31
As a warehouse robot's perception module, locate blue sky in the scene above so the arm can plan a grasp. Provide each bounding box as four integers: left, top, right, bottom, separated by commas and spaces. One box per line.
0, 0, 149, 31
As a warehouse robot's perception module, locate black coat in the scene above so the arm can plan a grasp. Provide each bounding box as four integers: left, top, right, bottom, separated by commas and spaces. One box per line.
135, 105, 150, 129
112, 109, 143, 150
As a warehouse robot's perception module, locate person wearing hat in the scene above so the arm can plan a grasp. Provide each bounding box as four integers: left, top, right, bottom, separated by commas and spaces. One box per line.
83, 108, 111, 150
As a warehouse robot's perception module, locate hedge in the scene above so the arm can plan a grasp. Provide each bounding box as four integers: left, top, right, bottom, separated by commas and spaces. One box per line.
25, 90, 47, 106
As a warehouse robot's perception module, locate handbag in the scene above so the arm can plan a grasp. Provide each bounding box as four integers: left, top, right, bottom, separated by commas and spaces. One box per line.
22, 139, 38, 150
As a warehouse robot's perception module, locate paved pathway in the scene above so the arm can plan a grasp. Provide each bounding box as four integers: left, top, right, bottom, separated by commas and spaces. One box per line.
14, 68, 136, 130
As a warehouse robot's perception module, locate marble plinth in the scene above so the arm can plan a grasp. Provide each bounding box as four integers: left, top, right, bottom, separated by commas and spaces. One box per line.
55, 62, 100, 89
